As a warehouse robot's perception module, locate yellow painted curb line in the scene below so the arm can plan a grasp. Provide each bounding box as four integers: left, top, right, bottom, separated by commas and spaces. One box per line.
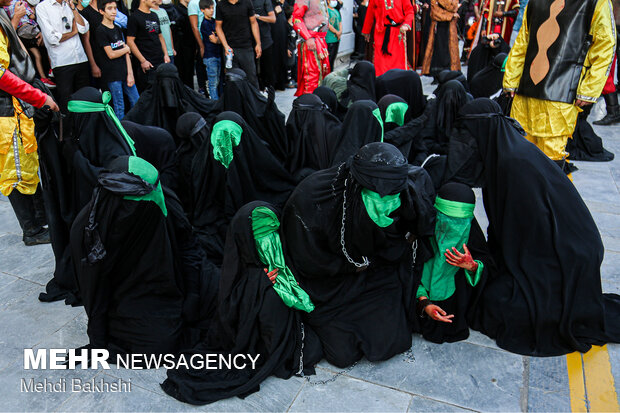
567, 345, 620, 412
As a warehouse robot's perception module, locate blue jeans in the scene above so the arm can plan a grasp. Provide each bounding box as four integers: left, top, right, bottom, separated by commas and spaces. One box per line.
108, 80, 140, 120
204, 57, 221, 100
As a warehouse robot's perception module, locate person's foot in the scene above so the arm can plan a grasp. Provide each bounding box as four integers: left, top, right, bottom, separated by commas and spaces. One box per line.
41, 78, 56, 88
48, 69, 54, 79
23, 227, 51, 246
593, 112, 620, 125
286, 81, 297, 89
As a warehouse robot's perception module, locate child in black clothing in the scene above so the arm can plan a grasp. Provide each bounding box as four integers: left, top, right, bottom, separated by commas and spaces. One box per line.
284, 4, 296, 89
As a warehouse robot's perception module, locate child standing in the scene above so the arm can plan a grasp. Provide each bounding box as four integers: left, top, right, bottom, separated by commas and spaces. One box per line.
97, 0, 140, 119
326, 0, 342, 72
199, 0, 220, 99
151, 0, 176, 64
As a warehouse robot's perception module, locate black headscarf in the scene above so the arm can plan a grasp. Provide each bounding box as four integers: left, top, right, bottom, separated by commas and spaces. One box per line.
331, 100, 383, 166
455, 98, 620, 356
71, 155, 184, 356
313, 85, 346, 120
124, 64, 221, 141
121, 120, 179, 192
285, 94, 342, 178
435, 70, 469, 93
466, 38, 510, 84
345, 60, 376, 103
174, 112, 211, 213
281, 142, 436, 367
222, 68, 288, 161
190, 111, 297, 265
375, 68, 426, 119
378, 94, 410, 132
470, 53, 508, 98
162, 201, 322, 405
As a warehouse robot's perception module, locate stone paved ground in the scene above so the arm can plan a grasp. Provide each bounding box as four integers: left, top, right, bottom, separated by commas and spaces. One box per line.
1, 75, 620, 412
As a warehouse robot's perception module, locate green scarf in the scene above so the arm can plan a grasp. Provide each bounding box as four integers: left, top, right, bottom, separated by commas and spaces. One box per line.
252, 207, 314, 313
385, 102, 409, 127
371, 107, 385, 142
417, 197, 483, 301
67, 91, 136, 155
361, 188, 401, 228
211, 119, 243, 168
124, 156, 167, 216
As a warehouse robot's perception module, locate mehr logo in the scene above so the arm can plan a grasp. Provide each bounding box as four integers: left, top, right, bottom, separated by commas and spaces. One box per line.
24, 349, 110, 370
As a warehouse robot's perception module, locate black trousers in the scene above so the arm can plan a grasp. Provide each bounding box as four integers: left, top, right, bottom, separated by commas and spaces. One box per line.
195, 49, 207, 91
176, 43, 197, 88
134, 63, 158, 94
232, 47, 258, 89
8, 184, 46, 237
52, 62, 90, 113
257, 45, 274, 90
327, 41, 340, 71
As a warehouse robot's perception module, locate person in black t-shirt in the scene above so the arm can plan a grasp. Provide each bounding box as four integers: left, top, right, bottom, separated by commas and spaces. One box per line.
78, 0, 104, 84
253, 0, 275, 90
127, 0, 170, 91
215, 0, 262, 89
97, 0, 139, 119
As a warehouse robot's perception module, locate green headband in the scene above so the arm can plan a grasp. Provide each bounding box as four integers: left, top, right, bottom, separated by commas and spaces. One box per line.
67, 91, 136, 155
211, 119, 243, 168
434, 196, 475, 218
385, 101, 409, 127
501, 56, 508, 73
361, 188, 401, 227
251, 207, 314, 313
371, 107, 385, 142
124, 156, 167, 216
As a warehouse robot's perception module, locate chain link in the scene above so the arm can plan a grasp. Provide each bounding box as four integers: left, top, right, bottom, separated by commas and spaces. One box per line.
340, 178, 370, 268
304, 361, 359, 386
411, 239, 418, 267
402, 349, 416, 364
297, 322, 305, 377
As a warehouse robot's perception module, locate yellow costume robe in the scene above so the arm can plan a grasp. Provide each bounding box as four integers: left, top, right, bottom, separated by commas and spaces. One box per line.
503, 0, 616, 161
0, 26, 38, 196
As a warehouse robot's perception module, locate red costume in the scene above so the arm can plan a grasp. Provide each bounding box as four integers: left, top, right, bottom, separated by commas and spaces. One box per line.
479, 0, 519, 43
293, 0, 330, 96
362, 0, 415, 76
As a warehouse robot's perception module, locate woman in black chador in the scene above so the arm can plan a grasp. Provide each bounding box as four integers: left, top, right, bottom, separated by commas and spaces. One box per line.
187, 111, 296, 265
375, 68, 426, 119
447, 98, 620, 356
285, 93, 342, 179
330, 100, 383, 166
281, 142, 436, 367
161, 201, 322, 405
124, 64, 220, 142
414, 182, 492, 344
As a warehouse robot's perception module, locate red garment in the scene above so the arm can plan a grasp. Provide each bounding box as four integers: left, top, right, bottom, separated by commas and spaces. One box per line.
602, 54, 617, 95
362, 0, 415, 76
293, 2, 330, 95
0, 67, 47, 108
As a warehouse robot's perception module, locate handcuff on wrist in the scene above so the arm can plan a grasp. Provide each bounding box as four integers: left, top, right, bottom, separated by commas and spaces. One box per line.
417, 298, 432, 318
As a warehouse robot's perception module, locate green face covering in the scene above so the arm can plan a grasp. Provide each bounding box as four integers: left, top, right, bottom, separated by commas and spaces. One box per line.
252, 207, 314, 313
417, 197, 483, 301
211, 119, 243, 168
67, 91, 136, 155
361, 188, 401, 228
385, 102, 409, 127
123, 156, 167, 216
371, 107, 385, 142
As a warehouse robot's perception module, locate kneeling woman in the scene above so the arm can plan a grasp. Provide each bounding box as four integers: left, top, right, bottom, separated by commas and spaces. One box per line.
415, 182, 492, 343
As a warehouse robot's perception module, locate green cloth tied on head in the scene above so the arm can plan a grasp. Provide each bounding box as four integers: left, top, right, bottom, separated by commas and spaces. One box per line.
385, 101, 409, 127
361, 188, 401, 228
67, 91, 136, 155
124, 156, 167, 216
211, 119, 243, 168
252, 207, 314, 313
416, 196, 483, 301
371, 107, 385, 142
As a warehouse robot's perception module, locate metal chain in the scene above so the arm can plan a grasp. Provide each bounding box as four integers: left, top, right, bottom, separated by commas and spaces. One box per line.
340, 178, 370, 268
297, 322, 305, 377
411, 239, 418, 267
304, 361, 359, 386
402, 349, 416, 364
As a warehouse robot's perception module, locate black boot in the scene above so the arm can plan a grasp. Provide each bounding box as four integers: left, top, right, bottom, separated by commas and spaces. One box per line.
593, 92, 620, 125
8, 189, 51, 246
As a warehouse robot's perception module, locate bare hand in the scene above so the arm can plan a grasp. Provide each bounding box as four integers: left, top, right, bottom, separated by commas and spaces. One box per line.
306, 37, 317, 51
445, 244, 478, 272
575, 99, 592, 108
264, 268, 278, 284
425, 304, 454, 323
287, 49, 292, 57
91, 64, 101, 78
422, 2, 429, 8
173, 49, 177, 56
140, 60, 153, 73
255, 44, 262, 59
164, 54, 171, 63
199, 44, 204, 58
43, 94, 59, 112
127, 74, 135, 88
14, 1, 26, 19
362, 33, 370, 42
399, 24, 410, 36
36, 33, 43, 46
493, 10, 503, 17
